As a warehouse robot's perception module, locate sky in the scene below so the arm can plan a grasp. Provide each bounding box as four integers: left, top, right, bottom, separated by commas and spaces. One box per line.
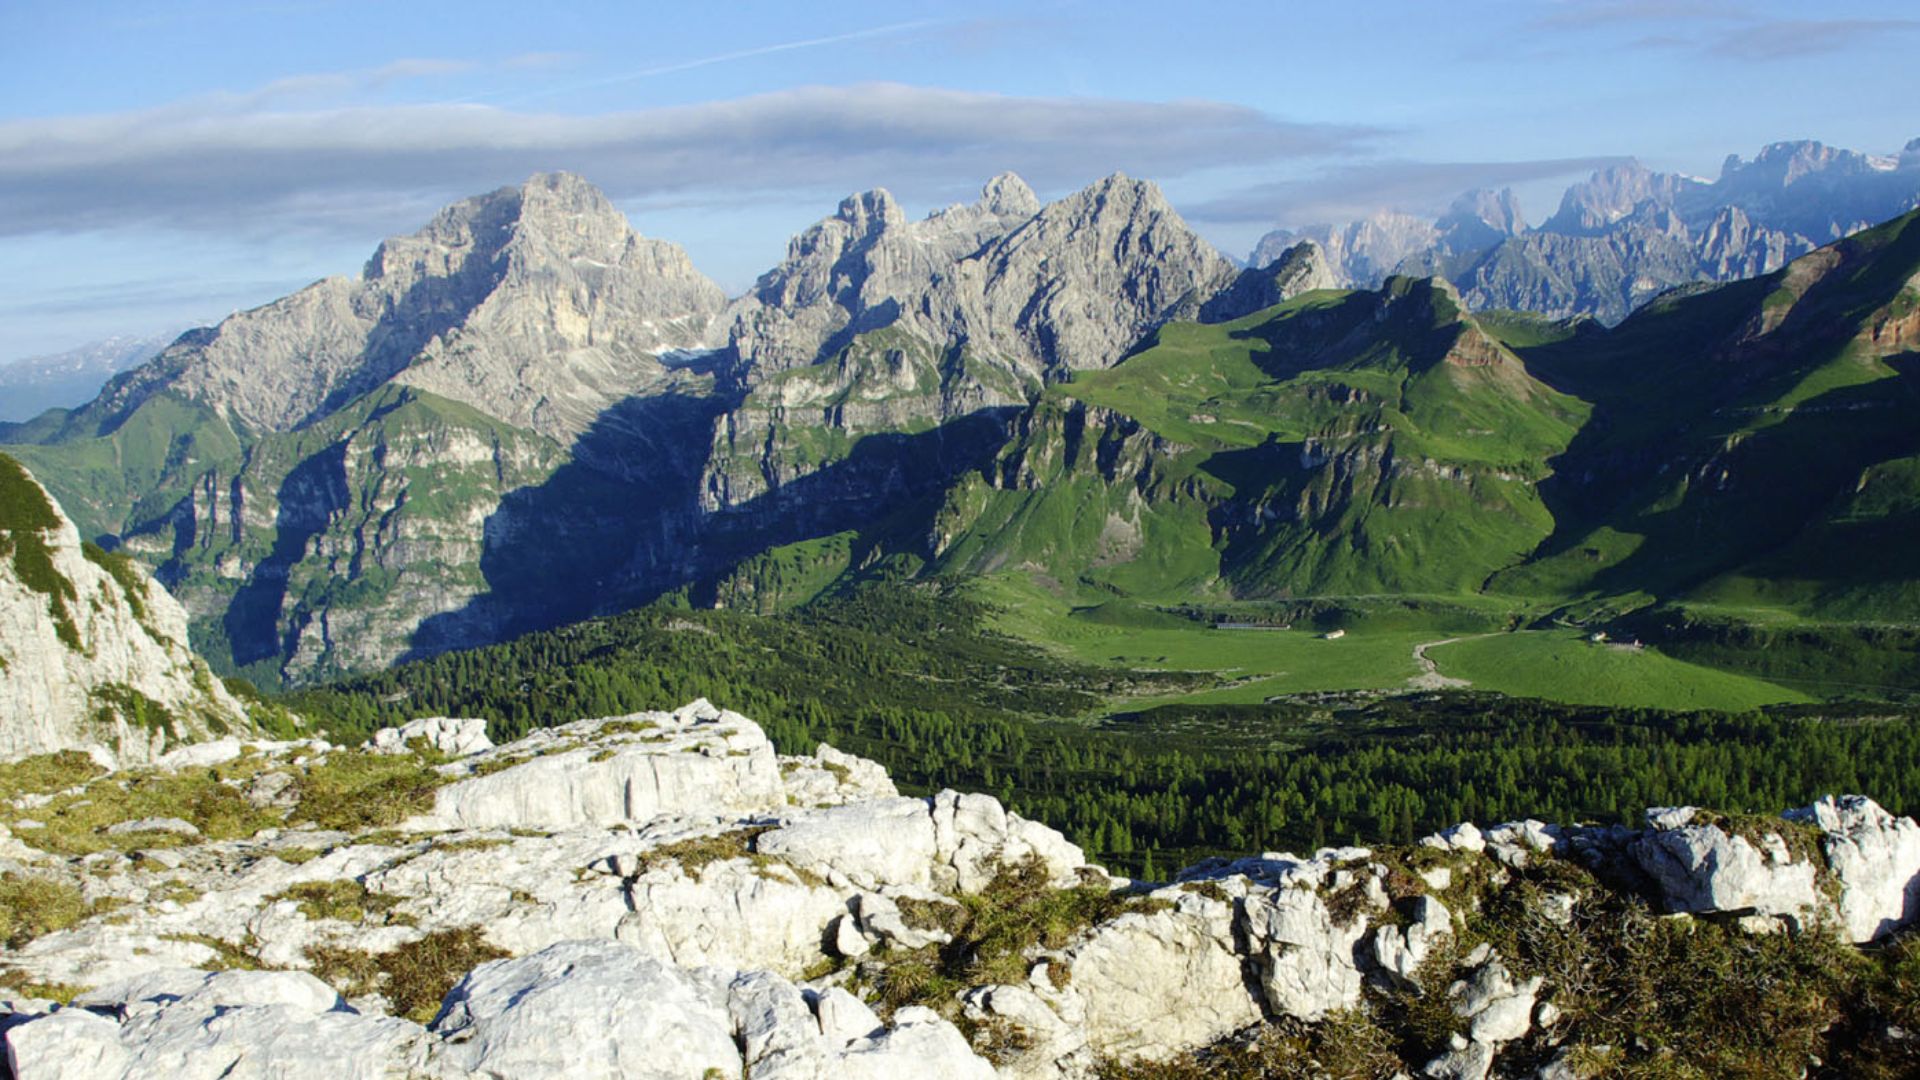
1, 0, 1917, 363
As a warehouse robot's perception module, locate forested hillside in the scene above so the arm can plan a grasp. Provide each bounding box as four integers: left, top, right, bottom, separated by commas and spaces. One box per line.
289, 584, 1920, 875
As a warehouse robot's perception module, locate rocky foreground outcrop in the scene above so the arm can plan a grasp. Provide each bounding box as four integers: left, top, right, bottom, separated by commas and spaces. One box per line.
0, 453, 249, 765
3, 702, 1919, 1078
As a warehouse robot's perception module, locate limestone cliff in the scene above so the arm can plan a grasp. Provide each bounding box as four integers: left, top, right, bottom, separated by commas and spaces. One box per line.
0, 453, 247, 764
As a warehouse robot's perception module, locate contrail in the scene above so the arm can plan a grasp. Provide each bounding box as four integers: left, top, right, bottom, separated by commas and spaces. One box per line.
478, 20, 944, 105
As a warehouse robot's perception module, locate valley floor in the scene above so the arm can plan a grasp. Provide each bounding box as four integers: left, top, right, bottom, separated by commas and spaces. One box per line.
970, 574, 1813, 715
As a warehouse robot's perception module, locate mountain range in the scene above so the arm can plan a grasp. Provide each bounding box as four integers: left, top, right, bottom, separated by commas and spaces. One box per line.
0, 334, 173, 423
1252, 137, 1920, 324
4, 163, 1918, 689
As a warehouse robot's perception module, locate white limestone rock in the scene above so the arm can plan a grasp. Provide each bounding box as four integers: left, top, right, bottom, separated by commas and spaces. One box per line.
4, 1008, 132, 1080
1063, 890, 1261, 1063
1240, 883, 1374, 1021
930, 789, 1087, 892
1630, 810, 1820, 923
836, 1006, 999, 1080
368, 716, 493, 758
1792, 795, 1920, 942
758, 797, 940, 889
1372, 894, 1452, 990
1424, 1035, 1496, 1080
425, 702, 783, 830
0, 455, 250, 766
780, 743, 899, 807
961, 982, 1089, 1080
6, 969, 433, 1080
1451, 957, 1543, 1045
428, 940, 742, 1079
618, 857, 851, 974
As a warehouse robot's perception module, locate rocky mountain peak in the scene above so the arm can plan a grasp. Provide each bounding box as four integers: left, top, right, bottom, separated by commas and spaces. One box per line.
980, 170, 1040, 217
95, 173, 725, 441
0, 453, 249, 764
1437, 187, 1528, 251
834, 188, 907, 236
1199, 239, 1339, 322
1048, 171, 1169, 223
1542, 160, 1700, 235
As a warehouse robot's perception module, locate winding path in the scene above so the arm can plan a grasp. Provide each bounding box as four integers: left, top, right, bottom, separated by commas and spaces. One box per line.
1407, 636, 1479, 690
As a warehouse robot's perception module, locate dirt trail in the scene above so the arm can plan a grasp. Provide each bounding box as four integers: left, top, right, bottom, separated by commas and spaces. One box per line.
1407, 637, 1476, 690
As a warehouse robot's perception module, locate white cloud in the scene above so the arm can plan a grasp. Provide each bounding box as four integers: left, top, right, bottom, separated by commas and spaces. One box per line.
0, 83, 1375, 239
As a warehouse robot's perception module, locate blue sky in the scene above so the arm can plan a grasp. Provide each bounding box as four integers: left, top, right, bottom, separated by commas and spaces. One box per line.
1, 0, 1917, 362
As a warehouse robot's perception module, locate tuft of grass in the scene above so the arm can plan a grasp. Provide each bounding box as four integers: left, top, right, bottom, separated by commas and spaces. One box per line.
289, 751, 445, 831
150, 879, 203, 906
1, 762, 282, 856
163, 931, 265, 971
0, 966, 87, 1005
270, 879, 409, 925
632, 826, 771, 879
0, 750, 104, 801
1093, 1011, 1402, 1079
866, 856, 1169, 1017
309, 926, 507, 1024
0, 873, 88, 949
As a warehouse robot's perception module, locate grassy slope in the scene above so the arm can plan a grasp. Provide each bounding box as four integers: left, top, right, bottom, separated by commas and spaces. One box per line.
973, 572, 1809, 714
937, 282, 1591, 608
1495, 210, 1920, 617
1425, 629, 1810, 712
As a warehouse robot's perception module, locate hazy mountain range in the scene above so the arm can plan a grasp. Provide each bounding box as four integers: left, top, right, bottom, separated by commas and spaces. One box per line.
0, 334, 174, 422
1251, 138, 1920, 324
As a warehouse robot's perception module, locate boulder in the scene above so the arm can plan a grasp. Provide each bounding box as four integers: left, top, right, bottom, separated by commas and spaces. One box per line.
1064, 890, 1261, 1062
426, 702, 783, 830
7, 970, 431, 1080
1630, 811, 1820, 922
1372, 894, 1452, 990
428, 940, 741, 1078
758, 798, 940, 889
1240, 884, 1372, 1020
1792, 795, 1920, 942
368, 717, 493, 758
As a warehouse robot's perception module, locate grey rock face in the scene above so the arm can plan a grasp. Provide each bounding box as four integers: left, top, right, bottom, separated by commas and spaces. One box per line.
0, 454, 248, 764
1199, 240, 1339, 322
696, 170, 1236, 547
724, 171, 1233, 385
108, 172, 725, 445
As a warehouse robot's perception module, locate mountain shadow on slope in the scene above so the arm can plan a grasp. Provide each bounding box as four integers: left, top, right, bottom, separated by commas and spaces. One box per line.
401, 398, 1018, 663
